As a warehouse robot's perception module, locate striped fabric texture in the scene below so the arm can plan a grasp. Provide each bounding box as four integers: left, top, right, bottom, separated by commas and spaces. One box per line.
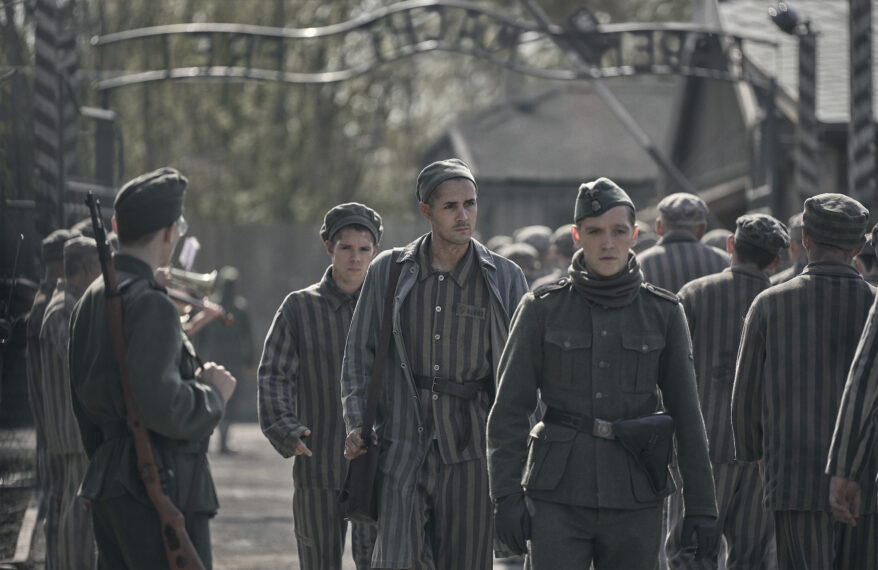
39, 281, 95, 570
827, 294, 878, 480
258, 266, 356, 490
26, 281, 53, 450
638, 231, 730, 293
341, 235, 527, 568
678, 266, 771, 464
774, 510, 877, 569
401, 238, 493, 463
732, 262, 877, 512
292, 488, 375, 570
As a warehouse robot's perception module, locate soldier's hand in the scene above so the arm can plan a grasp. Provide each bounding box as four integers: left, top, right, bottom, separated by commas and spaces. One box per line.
829, 475, 862, 526
200, 362, 236, 403
681, 515, 718, 560
493, 493, 531, 555
344, 428, 377, 460
294, 430, 312, 457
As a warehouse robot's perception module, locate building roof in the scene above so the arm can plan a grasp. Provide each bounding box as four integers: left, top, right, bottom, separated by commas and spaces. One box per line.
433, 75, 680, 183
719, 0, 876, 124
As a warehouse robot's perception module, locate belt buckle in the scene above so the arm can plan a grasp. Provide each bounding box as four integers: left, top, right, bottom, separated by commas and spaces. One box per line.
592, 418, 615, 440
431, 377, 440, 394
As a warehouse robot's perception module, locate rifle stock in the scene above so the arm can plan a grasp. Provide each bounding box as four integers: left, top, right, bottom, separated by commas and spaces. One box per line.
86, 193, 205, 570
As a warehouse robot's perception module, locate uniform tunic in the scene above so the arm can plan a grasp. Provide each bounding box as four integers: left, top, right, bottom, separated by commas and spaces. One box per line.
40, 280, 96, 569
69, 254, 224, 567
667, 266, 776, 569
732, 262, 877, 512
341, 235, 527, 568
638, 231, 730, 293
487, 279, 716, 513
258, 266, 376, 569
827, 293, 878, 482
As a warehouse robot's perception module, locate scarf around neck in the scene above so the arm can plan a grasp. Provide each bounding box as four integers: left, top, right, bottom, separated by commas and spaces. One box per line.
567, 249, 643, 308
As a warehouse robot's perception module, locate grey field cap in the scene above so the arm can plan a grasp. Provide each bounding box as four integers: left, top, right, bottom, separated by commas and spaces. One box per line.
416, 158, 477, 203
62, 236, 98, 266
574, 177, 635, 222
658, 192, 709, 225
803, 193, 869, 250
734, 214, 790, 255
320, 202, 383, 244
42, 229, 78, 262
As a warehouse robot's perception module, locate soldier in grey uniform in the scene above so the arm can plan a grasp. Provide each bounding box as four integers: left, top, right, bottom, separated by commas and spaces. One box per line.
638, 193, 730, 292
258, 203, 382, 569
70, 168, 237, 569
487, 178, 718, 569
666, 214, 788, 569
732, 193, 877, 569
770, 213, 806, 285
40, 237, 101, 569
342, 159, 528, 569
530, 224, 577, 291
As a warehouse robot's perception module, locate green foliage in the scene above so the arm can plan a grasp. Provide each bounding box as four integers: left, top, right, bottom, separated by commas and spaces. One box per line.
69, 0, 687, 224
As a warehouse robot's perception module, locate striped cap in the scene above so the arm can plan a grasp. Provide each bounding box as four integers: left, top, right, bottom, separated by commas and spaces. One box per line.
803, 193, 869, 250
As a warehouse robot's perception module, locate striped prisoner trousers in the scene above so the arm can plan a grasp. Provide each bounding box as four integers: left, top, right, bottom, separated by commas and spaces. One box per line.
376, 440, 493, 570
45, 452, 96, 570
774, 510, 877, 569
292, 488, 376, 570
666, 462, 776, 569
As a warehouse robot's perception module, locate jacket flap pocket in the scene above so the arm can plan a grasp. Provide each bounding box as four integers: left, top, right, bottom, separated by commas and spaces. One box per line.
545, 329, 592, 351
621, 334, 665, 353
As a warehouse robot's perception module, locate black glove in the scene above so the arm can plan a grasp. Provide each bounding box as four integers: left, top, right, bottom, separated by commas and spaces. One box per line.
493, 493, 531, 555
681, 515, 718, 560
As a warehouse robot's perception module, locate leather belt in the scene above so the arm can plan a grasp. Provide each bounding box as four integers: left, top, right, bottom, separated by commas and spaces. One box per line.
543, 407, 616, 440
413, 375, 492, 400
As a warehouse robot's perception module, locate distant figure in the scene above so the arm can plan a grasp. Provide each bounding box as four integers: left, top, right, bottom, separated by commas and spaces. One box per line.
486, 234, 514, 252
514, 225, 553, 280
195, 266, 255, 454
854, 225, 878, 286
633, 219, 659, 253
498, 242, 541, 286
700, 228, 733, 252
531, 224, 577, 290
40, 236, 100, 569
770, 213, 806, 285
26, 228, 77, 555
638, 193, 730, 292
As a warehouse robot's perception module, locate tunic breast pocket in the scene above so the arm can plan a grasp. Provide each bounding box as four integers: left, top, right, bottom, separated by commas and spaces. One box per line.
620, 334, 665, 393
544, 328, 592, 389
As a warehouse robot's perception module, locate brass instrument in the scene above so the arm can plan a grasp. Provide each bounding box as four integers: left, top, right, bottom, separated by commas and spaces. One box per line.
167, 268, 217, 297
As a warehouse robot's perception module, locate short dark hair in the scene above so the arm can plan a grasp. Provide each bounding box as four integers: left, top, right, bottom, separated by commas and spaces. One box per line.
330, 223, 377, 246
733, 239, 777, 270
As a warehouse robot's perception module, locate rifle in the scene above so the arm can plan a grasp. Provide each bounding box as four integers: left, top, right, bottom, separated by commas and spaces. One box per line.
86, 193, 205, 570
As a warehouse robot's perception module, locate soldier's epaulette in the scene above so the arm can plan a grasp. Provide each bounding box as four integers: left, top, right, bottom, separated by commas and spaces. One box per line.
641, 282, 679, 303
534, 277, 570, 298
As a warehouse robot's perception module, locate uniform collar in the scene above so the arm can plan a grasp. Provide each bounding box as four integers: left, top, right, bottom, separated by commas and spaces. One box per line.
801, 261, 863, 279
318, 266, 358, 310
657, 230, 699, 245
728, 264, 770, 283
114, 253, 159, 285
415, 234, 477, 287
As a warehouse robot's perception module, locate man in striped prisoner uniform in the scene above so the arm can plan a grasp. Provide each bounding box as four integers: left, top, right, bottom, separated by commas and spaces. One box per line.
258, 203, 383, 570
732, 193, 878, 569
770, 213, 807, 285
638, 193, 730, 293
826, 229, 878, 531
25, 228, 77, 569
666, 214, 788, 569
854, 227, 878, 286
342, 159, 528, 569
39, 236, 99, 569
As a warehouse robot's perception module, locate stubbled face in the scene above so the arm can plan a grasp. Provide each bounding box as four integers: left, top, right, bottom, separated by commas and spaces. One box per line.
420, 178, 478, 247
572, 206, 638, 277
326, 228, 378, 289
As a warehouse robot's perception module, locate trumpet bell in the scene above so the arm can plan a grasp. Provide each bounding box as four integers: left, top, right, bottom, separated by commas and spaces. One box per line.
168, 268, 217, 297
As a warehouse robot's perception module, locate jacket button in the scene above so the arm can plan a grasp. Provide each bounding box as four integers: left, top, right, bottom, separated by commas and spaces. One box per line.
417, 426, 424, 433
432, 394, 439, 400
642, 344, 649, 352
563, 340, 571, 348
599, 361, 609, 368
595, 392, 603, 399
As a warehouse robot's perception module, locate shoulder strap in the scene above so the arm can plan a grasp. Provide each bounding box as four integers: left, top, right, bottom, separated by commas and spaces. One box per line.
361, 249, 403, 437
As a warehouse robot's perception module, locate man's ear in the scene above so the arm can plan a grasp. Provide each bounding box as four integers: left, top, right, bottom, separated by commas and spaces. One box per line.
324, 240, 334, 257
418, 201, 431, 221
112, 216, 118, 234
726, 235, 735, 254
571, 224, 581, 247
632, 224, 639, 242
655, 218, 664, 236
